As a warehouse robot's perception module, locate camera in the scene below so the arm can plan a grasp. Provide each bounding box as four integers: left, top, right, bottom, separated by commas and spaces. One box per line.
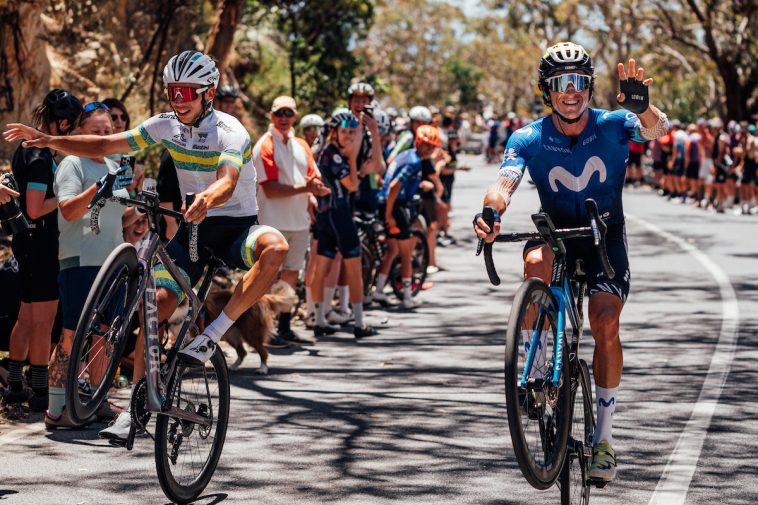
363, 105, 374, 117
0, 173, 30, 235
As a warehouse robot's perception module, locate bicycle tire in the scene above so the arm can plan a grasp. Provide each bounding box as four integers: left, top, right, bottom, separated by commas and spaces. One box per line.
504, 277, 571, 489
66, 243, 141, 424
155, 348, 230, 504
560, 358, 594, 505
390, 229, 429, 299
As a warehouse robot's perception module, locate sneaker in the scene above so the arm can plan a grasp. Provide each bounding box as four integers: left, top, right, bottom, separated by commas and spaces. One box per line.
99, 411, 134, 443
426, 265, 440, 275
314, 323, 340, 337
267, 334, 292, 349
372, 289, 390, 303
354, 325, 379, 339
28, 393, 48, 413
589, 439, 617, 482
279, 329, 315, 346
327, 309, 354, 325
304, 313, 316, 329
402, 297, 420, 309
179, 333, 217, 364
45, 408, 97, 430
2, 386, 32, 405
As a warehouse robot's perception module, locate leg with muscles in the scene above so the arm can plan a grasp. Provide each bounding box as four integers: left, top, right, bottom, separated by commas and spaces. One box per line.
373, 240, 398, 302
588, 292, 623, 482
343, 256, 378, 337
398, 237, 415, 307
522, 244, 553, 378
310, 254, 338, 335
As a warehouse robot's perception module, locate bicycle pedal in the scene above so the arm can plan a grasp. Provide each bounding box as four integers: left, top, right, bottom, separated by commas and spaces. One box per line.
108, 438, 128, 449
525, 377, 545, 391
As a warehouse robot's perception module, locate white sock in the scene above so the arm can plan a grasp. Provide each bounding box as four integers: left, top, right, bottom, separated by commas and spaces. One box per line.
402, 277, 412, 300
203, 310, 235, 343
593, 385, 618, 446
305, 287, 314, 315
339, 285, 350, 313
324, 286, 336, 310
521, 330, 548, 379
375, 273, 388, 292
315, 302, 327, 327
48, 387, 66, 418
352, 302, 364, 329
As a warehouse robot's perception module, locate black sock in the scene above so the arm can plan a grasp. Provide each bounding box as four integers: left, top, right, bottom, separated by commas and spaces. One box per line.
30, 365, 49, 398
278, 311, 292, 333
8, 359, 24, 392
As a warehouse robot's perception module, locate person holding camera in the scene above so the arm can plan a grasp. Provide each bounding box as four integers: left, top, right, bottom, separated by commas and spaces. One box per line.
46, 102, 133, 428
0, 180, 19, 204
1, 89, 83, 412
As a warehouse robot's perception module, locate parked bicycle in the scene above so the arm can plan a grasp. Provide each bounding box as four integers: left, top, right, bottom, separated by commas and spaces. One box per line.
478, 198, 614, 504
65, 173, 229, 504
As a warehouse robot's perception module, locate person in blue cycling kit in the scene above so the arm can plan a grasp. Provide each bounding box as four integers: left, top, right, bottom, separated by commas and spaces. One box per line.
473, 42, 670, 483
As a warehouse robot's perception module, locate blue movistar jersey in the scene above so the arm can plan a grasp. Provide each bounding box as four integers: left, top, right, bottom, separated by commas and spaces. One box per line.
498, 108, 646, 227
377, 148, 423, 204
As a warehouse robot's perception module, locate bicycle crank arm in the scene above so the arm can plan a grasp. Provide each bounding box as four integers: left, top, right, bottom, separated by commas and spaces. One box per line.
161, 406, 212, 427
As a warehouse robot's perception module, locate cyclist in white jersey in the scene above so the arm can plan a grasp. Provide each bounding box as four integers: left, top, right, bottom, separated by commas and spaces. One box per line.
4, 51, 288, 437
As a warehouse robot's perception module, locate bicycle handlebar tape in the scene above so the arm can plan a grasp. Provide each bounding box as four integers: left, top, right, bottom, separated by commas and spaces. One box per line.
583, 199, 615, 279
89, 200, 103, 235
481, 207, 501, 286
185, 193, 199, 263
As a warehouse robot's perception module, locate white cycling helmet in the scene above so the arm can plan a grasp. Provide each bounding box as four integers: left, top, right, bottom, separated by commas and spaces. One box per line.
163, 51, 220, 89
409, 105, 432, 123
374, 109, 391, 135
300, 114, 325, 129
332, 106, 350, 116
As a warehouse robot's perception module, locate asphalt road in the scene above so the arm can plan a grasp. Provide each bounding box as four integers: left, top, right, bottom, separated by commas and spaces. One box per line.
1, 153, 757, 505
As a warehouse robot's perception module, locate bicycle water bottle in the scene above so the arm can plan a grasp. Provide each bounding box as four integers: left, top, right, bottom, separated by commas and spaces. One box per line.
114, 366, 129, 388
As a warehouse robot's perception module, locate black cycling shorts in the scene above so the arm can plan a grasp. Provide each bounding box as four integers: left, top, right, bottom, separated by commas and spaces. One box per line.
524, 223, 631, 303
58, 266, 100, 331
685, 162, 700, 180
11, 228, 59, 303
420, 196, 438, 224
155, 215, 280, 304
628, 152, 642, 168
440, 174, 454, 204
315, 208, 361, 260
379, 201, 413, 240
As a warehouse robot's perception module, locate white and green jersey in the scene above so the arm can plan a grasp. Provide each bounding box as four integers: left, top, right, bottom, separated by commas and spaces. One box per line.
125, 109, 257, 217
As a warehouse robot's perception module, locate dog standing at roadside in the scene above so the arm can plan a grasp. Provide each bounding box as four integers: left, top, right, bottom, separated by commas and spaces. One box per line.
170, 281, 297, 374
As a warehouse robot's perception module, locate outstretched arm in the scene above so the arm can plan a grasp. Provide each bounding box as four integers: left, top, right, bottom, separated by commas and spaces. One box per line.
3, 124, 132, 157
616, 59, 668, 138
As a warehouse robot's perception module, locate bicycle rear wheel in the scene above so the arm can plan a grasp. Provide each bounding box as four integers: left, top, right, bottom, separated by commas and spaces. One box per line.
155, 348, 230, 504
504, 278, 571, 489
560, 358, 594, 504
390, 229, 429, 298
66, 243, 141, 424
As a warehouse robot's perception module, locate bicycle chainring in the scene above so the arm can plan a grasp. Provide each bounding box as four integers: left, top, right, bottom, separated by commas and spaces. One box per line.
130, 378, 151, 431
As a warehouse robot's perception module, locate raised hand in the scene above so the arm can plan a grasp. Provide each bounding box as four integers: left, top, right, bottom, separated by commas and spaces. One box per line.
3, 123, 50, 148
616, 58, 653, 114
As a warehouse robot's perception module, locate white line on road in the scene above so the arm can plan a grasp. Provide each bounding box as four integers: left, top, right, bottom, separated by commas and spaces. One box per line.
626, 214, 740, 505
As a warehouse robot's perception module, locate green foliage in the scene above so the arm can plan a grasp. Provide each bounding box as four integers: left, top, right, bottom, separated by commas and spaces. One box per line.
442, 59, 482, 109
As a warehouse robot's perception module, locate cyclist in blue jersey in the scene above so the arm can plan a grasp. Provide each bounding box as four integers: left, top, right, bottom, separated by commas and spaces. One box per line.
473, 42, 670, 483
373, 125, 442, 309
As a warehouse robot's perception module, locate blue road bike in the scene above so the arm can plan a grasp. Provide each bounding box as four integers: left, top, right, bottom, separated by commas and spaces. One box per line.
478, 198, 614, 504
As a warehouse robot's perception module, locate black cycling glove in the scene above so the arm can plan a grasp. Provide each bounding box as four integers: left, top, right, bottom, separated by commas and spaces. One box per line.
618, 78, 649, 114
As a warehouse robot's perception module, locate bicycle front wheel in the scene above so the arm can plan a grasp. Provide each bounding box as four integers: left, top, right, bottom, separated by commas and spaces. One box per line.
504, 278, 571, 489
155, 348, 230, 504
66, 243, 141, 424
560, 358, 594, 505
390, 229, 429, 299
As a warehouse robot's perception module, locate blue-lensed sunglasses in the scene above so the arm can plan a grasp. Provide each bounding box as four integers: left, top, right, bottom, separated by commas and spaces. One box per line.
83, 101, 111, 113
545, 73, 592, 93
339, 118, 359, 129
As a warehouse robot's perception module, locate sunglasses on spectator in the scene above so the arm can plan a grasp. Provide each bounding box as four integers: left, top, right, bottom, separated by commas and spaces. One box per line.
111, 113, 128, 122
166, 85, 208, 102
272, 108, 296, 118
545, 73, 592, 93
84, 102, 110, 113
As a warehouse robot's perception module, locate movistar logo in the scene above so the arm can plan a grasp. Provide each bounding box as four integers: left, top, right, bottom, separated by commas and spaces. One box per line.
548, 156, 607, 192
598, 397, 615, 407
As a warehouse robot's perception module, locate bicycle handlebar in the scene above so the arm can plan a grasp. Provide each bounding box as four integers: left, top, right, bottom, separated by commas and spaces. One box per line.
477, 198, 614, 286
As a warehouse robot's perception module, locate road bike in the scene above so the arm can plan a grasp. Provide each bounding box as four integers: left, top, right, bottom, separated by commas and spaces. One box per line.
478, 198, 614, 504
65, 175, 229, 504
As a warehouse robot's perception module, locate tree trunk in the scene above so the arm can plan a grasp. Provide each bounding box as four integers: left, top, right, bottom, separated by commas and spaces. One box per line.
0, 0, 50, 164
205, 0, 243, 81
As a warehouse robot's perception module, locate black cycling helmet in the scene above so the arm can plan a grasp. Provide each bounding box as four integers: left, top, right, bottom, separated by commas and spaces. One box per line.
44, 89, 84, 132
538, 42, 594, 108
216, 84, 239, 99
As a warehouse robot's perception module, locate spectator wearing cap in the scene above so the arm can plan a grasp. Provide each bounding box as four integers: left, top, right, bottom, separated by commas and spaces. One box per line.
2, 89, 82, 414
252, 96, 330, 347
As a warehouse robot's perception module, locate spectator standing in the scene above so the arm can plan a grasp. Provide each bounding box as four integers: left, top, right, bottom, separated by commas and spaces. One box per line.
252, 96, 330, 346
2, 90, 82, 413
